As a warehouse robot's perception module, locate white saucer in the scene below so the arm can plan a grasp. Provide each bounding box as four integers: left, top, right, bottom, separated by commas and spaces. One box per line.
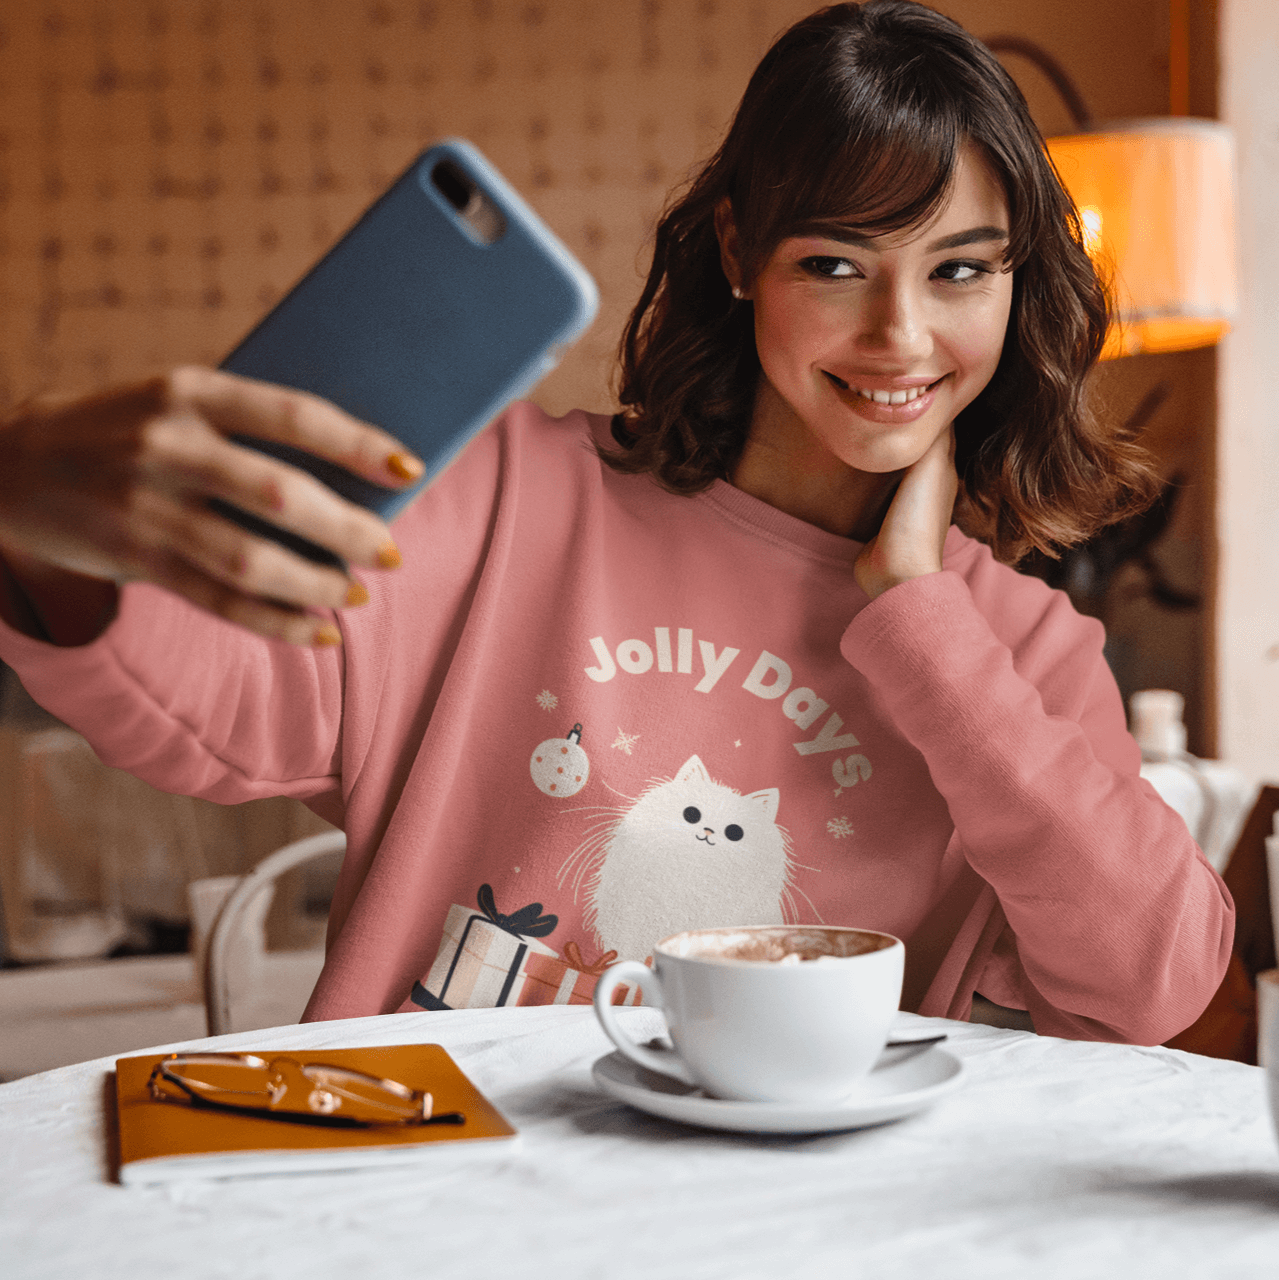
591, 1045, 964, 1135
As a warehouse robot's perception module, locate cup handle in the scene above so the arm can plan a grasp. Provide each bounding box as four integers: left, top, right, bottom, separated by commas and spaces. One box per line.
593, 960, 696, 1087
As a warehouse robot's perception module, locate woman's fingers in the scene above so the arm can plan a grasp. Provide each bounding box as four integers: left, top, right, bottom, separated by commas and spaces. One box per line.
854, 424, 958, 600
141, 544, 343, 648
159, 366, 425, 490
123, 486, 364, 615
888, 423, 958, 552
138, 413, 398, 572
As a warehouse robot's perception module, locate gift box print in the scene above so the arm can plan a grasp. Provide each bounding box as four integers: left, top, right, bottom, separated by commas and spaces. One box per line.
413, 885, 558, 1011
517, 941, 644, 1007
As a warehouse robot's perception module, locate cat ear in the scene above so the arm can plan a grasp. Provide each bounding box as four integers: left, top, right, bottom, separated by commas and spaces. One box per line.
674, 755, 712, 786
745, 788, 780, 823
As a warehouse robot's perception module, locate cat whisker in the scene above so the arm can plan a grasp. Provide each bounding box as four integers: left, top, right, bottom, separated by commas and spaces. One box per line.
781, 880, 825, 925
562, 800, 635, 818
555, 825, 617, 897
599, 778, 641, 802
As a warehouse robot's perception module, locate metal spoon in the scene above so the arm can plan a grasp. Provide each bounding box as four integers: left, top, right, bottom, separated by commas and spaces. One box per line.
876, 1033, 948, 1068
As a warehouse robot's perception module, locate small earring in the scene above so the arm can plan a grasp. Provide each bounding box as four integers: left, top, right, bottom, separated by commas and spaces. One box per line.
731, 286, 744, 300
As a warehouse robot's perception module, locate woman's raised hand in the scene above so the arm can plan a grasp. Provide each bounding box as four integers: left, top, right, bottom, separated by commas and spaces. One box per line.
0, 367, 423, 646
853, 423, 958, 601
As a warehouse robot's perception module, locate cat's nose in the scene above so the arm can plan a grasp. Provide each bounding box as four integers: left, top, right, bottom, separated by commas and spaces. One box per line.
703, 828, 715, 837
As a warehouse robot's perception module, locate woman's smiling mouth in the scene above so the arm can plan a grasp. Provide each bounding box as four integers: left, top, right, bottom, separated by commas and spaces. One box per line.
822, 372, 946, 401
822, 372, 948, 420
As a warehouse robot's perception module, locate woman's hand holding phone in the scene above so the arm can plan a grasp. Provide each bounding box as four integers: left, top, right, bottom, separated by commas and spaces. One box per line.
0, 366, 423, 647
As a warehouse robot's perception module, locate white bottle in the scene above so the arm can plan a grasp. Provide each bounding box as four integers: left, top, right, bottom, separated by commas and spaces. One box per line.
1131, 689, 1255, 874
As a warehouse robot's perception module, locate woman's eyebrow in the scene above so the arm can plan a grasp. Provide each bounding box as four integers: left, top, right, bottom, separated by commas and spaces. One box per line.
926, 226, 1009, 252
802, 224, 1010, 252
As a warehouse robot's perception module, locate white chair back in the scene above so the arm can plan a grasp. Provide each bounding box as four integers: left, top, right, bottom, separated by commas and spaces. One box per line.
201, 830, 346, 1036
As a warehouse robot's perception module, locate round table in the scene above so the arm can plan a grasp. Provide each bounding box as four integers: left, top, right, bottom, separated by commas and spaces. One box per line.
3, 1005, 1278, 1278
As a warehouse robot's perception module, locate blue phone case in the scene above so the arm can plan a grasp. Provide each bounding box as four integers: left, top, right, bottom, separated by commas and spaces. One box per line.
218, 139, 598, 565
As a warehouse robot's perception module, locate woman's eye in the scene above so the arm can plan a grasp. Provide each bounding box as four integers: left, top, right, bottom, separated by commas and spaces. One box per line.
933, 260, 990, 283
802, 256, 857, 279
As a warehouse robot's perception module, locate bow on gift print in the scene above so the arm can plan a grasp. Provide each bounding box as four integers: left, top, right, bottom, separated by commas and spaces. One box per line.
475, 884, 558, 939
561, 941, 618, 976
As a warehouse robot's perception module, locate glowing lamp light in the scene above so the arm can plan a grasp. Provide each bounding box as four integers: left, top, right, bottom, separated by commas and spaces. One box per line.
1047, 120, 1237, 360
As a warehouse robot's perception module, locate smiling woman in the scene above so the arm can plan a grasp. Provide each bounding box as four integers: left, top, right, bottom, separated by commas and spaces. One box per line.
0, 1, 1233, 1048
608, 0, 1157, 568
720, 145, 1014, 548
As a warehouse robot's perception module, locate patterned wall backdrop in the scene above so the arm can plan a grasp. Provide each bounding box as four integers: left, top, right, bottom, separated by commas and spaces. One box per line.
0, 0, 828, 416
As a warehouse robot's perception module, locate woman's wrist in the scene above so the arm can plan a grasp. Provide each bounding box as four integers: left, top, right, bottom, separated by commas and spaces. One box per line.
855, 559, 945, 602
0, 542, 119, 646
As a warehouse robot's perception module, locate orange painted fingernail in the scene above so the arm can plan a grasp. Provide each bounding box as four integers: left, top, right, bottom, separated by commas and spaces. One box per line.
345, 580, 370, 607
377, 541, 403, 569
313, 622, 343, 646
386, 452, 424, 482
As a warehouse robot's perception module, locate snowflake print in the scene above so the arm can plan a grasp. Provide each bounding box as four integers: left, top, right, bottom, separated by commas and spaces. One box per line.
536, 690, 559, 711
610, 728, 640, 755
827, 817, 855, 839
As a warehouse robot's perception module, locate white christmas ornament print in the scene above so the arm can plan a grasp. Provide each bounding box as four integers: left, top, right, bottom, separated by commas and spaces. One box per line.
530, 723, 590, 797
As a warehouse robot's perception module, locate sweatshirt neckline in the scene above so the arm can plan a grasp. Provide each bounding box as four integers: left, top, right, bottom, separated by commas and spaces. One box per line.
584, 409, 973, 569
696, 479, 868, 564
697, 478, 975, 572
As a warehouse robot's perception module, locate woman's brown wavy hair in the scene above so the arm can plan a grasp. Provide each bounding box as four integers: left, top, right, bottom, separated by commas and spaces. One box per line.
605, 0, 1158, 563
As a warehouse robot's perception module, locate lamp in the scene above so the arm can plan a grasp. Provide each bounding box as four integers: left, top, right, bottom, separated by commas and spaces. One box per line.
987, 36, 1237, 361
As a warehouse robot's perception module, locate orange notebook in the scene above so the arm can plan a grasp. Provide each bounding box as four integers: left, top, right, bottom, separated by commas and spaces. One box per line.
114, 1044, 518, 1185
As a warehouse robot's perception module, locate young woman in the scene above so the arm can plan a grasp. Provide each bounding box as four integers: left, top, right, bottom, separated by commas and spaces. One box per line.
0, 1, 1232, 1042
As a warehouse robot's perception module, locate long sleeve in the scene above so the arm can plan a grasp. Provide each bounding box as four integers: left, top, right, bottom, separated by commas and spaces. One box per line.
0, 582, 346, 823
841, 566, 1234, 1045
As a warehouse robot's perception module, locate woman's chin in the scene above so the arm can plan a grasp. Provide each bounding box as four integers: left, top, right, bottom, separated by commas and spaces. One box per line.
827, 424, 947, 476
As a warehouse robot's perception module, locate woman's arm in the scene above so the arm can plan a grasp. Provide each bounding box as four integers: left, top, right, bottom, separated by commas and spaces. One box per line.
845, 420, 1231, 1044
0, 366, 430, 819
843, 569, 1233, 1045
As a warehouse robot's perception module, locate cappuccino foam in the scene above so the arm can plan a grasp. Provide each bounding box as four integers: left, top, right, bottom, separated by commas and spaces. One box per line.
662, 926, 893, 963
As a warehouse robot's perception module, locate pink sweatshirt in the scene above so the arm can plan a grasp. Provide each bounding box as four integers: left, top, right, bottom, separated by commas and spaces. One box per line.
0, 404, 1233, 1042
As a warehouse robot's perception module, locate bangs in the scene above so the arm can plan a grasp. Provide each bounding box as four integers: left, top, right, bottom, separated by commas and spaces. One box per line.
762, 126, 960, 250
723, 8, 1042, 277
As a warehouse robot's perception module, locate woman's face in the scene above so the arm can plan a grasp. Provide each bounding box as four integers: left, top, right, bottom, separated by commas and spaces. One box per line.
736, 144, 1014, 481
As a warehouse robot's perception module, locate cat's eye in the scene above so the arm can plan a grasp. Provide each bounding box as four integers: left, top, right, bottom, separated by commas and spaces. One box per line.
683, 807, 701, 824
725, 824, 743, 841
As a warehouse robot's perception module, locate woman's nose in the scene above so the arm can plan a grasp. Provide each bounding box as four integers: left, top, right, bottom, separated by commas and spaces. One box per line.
854, 280, 930, 360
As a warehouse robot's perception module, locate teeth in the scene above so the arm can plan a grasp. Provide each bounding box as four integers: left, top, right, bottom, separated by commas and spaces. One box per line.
854, 384, 929, 405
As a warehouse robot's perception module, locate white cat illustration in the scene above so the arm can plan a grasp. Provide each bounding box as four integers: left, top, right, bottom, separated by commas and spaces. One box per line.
558, 755, 796, 961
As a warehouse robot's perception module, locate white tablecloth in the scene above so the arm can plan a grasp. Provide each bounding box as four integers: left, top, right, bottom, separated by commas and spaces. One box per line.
3, 1006, 1279, 1279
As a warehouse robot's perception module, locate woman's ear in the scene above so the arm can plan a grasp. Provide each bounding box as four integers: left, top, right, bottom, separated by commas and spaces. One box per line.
714, 198, 748, 299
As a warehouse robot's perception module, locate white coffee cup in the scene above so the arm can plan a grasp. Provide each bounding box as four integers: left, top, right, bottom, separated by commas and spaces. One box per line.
1257, 969, 1279, 1147
592, 924, 904, 1103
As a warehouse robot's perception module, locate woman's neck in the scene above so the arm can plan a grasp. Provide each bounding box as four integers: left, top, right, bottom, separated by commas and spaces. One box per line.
729, 379, 901, 541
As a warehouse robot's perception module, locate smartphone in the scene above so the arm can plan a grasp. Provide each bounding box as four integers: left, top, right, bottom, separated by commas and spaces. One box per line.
216, 138, 599, 567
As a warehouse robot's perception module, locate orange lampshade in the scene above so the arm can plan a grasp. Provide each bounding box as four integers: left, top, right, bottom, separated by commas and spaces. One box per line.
1047, 120, 1237, 360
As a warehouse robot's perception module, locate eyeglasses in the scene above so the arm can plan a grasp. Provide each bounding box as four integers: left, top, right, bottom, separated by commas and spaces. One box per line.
147, 1053, 465, 1129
